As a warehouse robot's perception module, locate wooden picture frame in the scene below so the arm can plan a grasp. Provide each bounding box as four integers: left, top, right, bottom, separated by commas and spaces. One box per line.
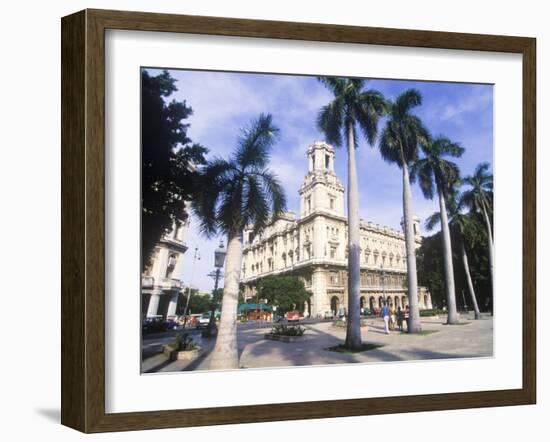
61, 8, 536, 433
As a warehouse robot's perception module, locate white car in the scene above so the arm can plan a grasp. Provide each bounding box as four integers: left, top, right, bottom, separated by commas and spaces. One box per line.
196, 313, 211, 329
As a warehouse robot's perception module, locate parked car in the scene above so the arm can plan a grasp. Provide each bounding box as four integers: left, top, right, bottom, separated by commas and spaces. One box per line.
285, 310, 300, 322
142, 315, 169, 334
196, 312, 212, 329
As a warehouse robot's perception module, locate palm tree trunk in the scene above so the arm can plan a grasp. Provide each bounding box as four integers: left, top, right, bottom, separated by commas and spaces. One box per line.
345, 121, 362, 349
209, 231, 243, 369
438, 188, 459, 324
402, 164, 422, 333
481, 202, 494, 315
460, 239, 481, 320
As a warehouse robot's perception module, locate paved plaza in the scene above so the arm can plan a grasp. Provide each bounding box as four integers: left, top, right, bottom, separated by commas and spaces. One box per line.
142, 313, 493, 373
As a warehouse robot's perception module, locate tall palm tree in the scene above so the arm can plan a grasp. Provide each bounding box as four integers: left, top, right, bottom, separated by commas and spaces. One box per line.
193, 114, 286, 369
317, 77, 387, 349
460, 163, 493, 312
414, 136, 464, 324
425, 190, 482, 320
379, 89, 429, 333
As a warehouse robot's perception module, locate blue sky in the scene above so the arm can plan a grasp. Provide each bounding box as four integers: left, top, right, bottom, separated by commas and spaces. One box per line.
144, 68, 493, 293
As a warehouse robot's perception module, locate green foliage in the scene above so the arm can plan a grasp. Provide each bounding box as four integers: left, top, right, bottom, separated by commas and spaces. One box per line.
173, 333, 198, 351
413, 136, 464, 199
419, 308, 447, 317
193, 114, 286, 239
141, 70, 207, 269
257, 275, 311, 314
417, 224, 492, 312
270, 325, 305, 336
175, 290, 210, 315
460, 162, 493, 221
316, 77, 387, 149
379, 89, 430, 168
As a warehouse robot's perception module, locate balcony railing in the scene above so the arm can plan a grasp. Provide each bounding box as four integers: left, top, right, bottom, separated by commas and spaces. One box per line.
161, 278, 183, 290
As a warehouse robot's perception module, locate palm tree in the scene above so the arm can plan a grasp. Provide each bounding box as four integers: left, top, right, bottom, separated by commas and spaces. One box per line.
414, 136, 464, 324
461, 163, 493, 312
425, 190, 482, 320
379, 89, 429, 333
317, 77, 387, 349
193, 114, 286, 369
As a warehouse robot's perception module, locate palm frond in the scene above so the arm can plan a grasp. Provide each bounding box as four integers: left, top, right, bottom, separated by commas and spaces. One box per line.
354, 89, 387, 145
378, 122, 402, 166
316, 99, 344, 147
317, 76, 347, 96
393, 89, 422, 119
235, 113, 279, 170
424, 211, 441, 232
412, 157, 435, 199
192, 158, 234, 237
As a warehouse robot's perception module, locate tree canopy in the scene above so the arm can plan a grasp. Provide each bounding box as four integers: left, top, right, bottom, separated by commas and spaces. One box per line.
417, 216, 492, 312
193, 113, 286, 239
141, 69, 207, 269
316, 77, 387, 149
175, 289, 210, 315
379, 89, 430, 168
257, 275, 311, 314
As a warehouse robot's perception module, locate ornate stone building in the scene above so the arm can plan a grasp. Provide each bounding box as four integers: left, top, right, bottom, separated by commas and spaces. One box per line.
141, 218, 189, 319
241, 141, 432, 317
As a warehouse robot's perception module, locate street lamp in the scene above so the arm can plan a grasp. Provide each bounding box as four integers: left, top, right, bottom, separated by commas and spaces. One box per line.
205, 240, 226, 337
182, 247, 200, 328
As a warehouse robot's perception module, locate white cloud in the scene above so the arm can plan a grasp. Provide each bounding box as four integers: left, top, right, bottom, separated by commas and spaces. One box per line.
429, 86, 493, 125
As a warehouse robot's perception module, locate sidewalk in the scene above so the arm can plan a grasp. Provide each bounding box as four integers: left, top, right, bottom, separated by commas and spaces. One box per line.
142, 313, 493, 373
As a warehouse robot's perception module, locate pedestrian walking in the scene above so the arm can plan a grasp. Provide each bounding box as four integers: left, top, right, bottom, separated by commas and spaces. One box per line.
397, 306, 404, 332
381, 302, 390, 334
389, 304, 396, 330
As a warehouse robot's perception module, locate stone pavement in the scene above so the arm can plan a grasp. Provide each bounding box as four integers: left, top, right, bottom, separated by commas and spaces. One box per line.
142, 313, 493, 373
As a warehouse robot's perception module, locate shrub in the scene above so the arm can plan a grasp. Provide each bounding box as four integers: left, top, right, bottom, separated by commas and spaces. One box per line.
419, 309, 447, 317
173, 332, 198, 351
270, 324, 305, 336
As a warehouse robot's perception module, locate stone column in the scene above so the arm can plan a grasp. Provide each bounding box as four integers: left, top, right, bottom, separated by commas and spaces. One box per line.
311, 267, 328, 316
425, 290, 433, 309
146, 290, 162, 317
166, 292, 179, 318
313, 216, 326, 259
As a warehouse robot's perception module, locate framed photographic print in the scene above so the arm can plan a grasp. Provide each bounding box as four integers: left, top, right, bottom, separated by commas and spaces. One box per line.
61, 9, 536, 433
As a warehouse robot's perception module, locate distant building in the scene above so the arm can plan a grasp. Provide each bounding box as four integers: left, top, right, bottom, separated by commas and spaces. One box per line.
241, 141, 432, 317
141, 218, 189, 318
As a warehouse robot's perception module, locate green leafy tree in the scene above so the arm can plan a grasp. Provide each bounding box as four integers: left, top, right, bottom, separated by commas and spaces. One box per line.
413, 136, 464, 324
416, 237, 445, 307
257, 275, 311, 314
141, 69, 207, 270
419, 206, 491, 315
193, 113, 286, 369
175, 289, 209, 315
460, 163, 494, 312
379, 89, 429, 333
424, 189, 482, 320
317, 77, 387, 350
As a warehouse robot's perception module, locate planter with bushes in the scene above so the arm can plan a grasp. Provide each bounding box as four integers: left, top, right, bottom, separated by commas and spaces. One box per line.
162, 333, 202, 361
264, 324, 305, 343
